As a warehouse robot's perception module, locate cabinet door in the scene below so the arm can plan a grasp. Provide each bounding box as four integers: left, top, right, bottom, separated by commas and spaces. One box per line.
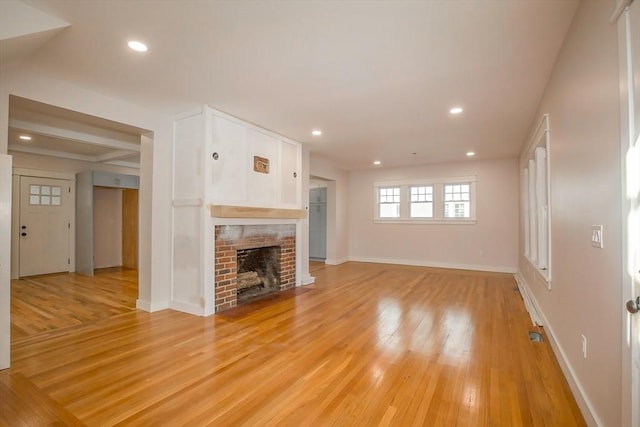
210, 115, 247, 203
280, 140, 299, 206
247, 129, 279, 205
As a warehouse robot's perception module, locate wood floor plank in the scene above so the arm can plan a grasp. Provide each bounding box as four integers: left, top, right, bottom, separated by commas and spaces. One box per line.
4, 262, 585, 426
0, 371, 84, 426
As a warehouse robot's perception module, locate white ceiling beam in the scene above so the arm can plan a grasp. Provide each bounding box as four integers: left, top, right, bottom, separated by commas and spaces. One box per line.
9, 119, 141, 152
95, 150, 138, 162
8, 143, 96, 162
104, 160, 141, 169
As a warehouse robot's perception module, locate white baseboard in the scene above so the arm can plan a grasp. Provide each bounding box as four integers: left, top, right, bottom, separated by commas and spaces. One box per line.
300, 273, 315, 285
348, 256, 517, 274
136, 299, 169, 313
169, 300, 205, 316
325, 258, 349, 266
515, 271, 601, 427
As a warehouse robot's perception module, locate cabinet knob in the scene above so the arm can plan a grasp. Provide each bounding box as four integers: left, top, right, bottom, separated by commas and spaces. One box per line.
293, 172, 297, 178
212, 152, 219, 160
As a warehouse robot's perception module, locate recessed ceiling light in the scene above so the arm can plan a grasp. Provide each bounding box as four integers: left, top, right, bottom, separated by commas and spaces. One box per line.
312, 130, 322, 136
466, 151, 475, 157
127, 40, 148, 52
450, 107, 464, 114
373, 160, 381, 165
19, 135, 32, 141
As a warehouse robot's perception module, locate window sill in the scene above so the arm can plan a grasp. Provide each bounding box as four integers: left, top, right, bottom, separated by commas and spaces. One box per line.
525, 255, 552, 289
374, 218, 477, 225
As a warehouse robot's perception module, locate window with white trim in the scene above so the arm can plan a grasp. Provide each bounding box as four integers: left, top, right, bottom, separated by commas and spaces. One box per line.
522, 114, 551, 285
378, 186, 400, 218
374, 177, 476, 223
443, 183, 471, 218
410, 185, 433, 218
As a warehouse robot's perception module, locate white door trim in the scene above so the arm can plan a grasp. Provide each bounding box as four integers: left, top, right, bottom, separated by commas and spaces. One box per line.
616, 1, 639, 425
12, 167, 75, 180
0, 154, 12, 369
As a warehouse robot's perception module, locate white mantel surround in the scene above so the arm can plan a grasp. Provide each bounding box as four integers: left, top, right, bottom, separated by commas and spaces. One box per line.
170, 106, 307, 316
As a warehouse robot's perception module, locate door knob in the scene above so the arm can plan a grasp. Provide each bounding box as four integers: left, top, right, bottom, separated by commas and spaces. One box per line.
626, 296, 640, 314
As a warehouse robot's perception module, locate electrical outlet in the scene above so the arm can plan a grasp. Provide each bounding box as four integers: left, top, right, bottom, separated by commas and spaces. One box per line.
591, 225, 603, 248
581, 334, 587, 359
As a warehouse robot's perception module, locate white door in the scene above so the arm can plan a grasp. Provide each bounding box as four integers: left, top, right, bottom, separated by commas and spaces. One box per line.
209, 114, 247, 203
19, 176, 72, 277
618, 1, 640, 425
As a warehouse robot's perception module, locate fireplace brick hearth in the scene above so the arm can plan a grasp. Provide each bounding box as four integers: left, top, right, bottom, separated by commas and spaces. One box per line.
214, 224, 296, 312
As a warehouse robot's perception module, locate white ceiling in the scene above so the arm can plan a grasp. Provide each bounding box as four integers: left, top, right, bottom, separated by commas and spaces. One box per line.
2, 0, 579, 170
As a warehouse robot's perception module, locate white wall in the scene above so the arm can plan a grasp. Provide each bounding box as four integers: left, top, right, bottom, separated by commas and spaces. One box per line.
299, 145, 314, 284
517, 1, 621, 426
93, 187, 122, 269
309, 154, 349, 264
349, 158, 519, 272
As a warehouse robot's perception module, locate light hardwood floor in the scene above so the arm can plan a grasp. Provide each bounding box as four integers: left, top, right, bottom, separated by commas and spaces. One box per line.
10, 267, 138, 341
1, 262, 585, 426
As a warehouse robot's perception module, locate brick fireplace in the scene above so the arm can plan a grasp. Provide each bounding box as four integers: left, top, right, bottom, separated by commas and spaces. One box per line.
214, 224, 296, 312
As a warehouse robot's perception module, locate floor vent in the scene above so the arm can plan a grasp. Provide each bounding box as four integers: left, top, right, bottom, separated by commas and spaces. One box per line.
528, 331, 543, 342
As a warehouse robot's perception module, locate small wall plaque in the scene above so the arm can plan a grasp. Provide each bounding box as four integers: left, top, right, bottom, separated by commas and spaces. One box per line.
253, 156, 269, 174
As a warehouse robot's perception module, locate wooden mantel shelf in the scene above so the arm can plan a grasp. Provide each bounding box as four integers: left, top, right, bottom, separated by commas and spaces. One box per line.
210, 205, 307, 219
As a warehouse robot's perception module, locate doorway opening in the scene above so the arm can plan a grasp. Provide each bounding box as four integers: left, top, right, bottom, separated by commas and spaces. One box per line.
93, 186, 138, 271
4, 95, 151, 366
309, 177, 329, 262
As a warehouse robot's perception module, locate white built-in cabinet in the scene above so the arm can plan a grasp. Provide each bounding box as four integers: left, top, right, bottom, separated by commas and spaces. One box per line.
171, 106, 302, 316
176, 108, 302, 208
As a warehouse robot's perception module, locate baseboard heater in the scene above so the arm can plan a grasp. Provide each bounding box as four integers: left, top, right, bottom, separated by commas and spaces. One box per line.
514, 273, 543, 326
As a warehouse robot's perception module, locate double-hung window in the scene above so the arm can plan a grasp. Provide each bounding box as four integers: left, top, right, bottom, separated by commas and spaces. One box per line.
410, 185, 433, 218
378, 187, 400, 218
374, 177, 476, 223
443, 183, 471, 218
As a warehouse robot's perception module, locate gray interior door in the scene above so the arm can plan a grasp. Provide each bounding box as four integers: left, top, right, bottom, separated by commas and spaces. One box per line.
309, 187, 327, 260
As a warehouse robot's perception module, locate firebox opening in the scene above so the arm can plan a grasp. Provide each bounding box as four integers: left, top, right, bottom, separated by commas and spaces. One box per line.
237, 246, 281, 304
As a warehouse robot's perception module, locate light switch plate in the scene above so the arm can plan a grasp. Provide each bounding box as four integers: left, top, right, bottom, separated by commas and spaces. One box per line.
591, 225, 603, 248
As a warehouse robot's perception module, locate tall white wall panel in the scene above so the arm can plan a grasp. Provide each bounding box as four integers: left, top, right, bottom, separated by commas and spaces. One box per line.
210, 116, 247, 203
